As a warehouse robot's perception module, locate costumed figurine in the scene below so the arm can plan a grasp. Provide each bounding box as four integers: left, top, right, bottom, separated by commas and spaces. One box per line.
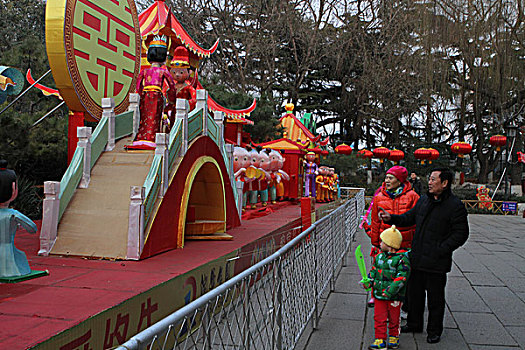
268, 149, 280, 204
332, 167, 340, 199
303, 152, 318, 197
275, 151, 289, 201
316, 166, 325, 202
0, 160, 44, 281
476, 185, 493, 210
131, 35, 177, 149
257, 150, 272, 207
246, 148, 262, 209
233, 146, 255, 210
164, 46, 197, 126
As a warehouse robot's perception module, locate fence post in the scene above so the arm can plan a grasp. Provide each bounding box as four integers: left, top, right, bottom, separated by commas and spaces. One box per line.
77, 127, 92, 189
176, 98, 189, 156
128, 93, 140, 139
213, 111, 224, 148
242, 277, 251, 350
155, 133, 169, 197
196, 89, 208, 136
127, 186, 145, 260
38, 181, 60, 256
276, 258, 283, 350
312, 226, 319, 329
102, 97, 116, 151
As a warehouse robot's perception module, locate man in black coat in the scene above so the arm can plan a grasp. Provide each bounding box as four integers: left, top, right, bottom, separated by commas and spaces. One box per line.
378, 167, 469, 344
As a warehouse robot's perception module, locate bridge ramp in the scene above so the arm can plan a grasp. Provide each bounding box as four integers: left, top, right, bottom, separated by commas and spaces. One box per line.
50, 137, 153, 259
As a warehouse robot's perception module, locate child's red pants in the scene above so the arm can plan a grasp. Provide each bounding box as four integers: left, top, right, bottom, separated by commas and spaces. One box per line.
374, 299, 402, 339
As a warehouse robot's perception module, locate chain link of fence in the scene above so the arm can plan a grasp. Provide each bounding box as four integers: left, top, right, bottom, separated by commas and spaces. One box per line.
117, 188, 365, 350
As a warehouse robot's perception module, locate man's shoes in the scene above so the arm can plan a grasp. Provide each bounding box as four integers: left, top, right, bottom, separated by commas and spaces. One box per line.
367, 297, 375, 308
368, 339, 386, 349
387, 336, 399, 349
401, 325, 423, 333
427, 335, 441, 344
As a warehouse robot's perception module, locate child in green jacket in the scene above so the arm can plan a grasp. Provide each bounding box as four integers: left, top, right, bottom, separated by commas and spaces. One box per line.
363, 225, 411, 349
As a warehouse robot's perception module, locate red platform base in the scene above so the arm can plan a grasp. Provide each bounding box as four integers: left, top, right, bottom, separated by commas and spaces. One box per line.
0, 202, 310, 349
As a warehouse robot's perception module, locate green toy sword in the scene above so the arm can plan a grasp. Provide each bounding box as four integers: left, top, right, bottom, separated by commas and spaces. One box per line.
355, 245, 371, 291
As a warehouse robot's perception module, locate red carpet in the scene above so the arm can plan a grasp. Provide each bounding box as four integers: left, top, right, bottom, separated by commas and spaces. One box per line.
0, 202, 303, 349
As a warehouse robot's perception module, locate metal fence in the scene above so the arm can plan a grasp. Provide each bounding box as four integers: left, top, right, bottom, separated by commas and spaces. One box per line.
116, 188, 365, 350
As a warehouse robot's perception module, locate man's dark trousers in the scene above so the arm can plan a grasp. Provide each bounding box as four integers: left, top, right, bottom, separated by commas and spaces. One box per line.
406, 269, 447, 336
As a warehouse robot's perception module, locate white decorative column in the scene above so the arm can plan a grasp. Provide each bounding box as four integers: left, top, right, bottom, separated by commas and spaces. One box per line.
225, 143, 235, 185
236, 181, 244, 220
77, 126, 92, 188
196, 89, 208, 136
102, 97, 115, 151
39, 181, 60, 256
214, 111, 224, 148
155, 133, 169, 197
176, 98, 189, 156
127, 186, 145, 260
128, 93, 140, 139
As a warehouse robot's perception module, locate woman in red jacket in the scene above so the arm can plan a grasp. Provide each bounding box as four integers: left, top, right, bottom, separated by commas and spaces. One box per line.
366, 165, 419, 306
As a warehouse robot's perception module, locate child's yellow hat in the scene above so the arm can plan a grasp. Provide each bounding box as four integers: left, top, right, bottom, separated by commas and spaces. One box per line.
380, 225, 402, 249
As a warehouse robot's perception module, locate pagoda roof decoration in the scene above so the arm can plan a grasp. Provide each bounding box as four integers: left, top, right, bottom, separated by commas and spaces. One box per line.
253, 138, 308, 151
139, 0, 219, 59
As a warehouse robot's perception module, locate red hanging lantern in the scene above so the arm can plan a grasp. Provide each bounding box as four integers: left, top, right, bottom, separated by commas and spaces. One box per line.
428, 148, 440, 164
358, 149, 373, 159
388, 149, 404, 164
335, 143, 353, 155
451, 142, 472, 158
320, 149, 329, 158
414, 148, 431, 164
489, 135, 507, 152
308, 146, 322, 154
373, 147, 390, 163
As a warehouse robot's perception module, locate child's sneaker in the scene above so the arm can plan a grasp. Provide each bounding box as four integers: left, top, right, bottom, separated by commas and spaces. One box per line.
367, 296, 375, 307
387, 336, 399, 349
368, 338, 386, 349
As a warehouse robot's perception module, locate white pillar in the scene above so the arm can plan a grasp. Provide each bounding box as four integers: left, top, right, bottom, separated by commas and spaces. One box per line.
196, 89, 208, 136
102, 97, 115, 151
127, 186, 145, 260
155, 133, 169, 197
236, 181, 244, 220
39, 181, 60, 256
225, 143, 235, 185
128, 93, 140, 139
176, 98, 189, 155
77, 126, 92, 188
214, 111, 224, 148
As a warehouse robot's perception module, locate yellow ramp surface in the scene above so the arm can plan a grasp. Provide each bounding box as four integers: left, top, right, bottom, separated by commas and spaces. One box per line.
51, 137, 154, 259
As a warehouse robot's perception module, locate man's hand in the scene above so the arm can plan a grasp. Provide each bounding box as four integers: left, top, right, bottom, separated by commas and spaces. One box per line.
378, 207, 391, 222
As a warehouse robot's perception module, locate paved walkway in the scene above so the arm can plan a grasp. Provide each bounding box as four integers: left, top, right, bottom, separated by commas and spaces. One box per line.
298, 214, 525, 350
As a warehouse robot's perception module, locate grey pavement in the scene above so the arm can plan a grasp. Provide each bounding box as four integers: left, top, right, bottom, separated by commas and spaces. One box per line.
298, 214, 525, 350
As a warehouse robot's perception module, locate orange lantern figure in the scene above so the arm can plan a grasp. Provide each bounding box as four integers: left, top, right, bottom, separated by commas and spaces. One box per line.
373, 147, 390, 163
451, 142, 472, 158
428, 148, 440, 164
388, 149, 404, 164
489, 135, 507, 152
414, 148, 431, 164
335, 143, 353, 155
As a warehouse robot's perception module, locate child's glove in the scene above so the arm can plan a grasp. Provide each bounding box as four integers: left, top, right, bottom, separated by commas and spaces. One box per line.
359, 278, 372, 291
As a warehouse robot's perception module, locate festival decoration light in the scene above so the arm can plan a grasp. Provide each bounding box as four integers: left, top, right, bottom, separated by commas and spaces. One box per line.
373, 147, 390, 163
428, 148, 440, 164
451, 142, 472, 158
414, 148, 431, 164
335, 143, 353, 155
489, 135, 507, 152
388, 149, 404, 164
